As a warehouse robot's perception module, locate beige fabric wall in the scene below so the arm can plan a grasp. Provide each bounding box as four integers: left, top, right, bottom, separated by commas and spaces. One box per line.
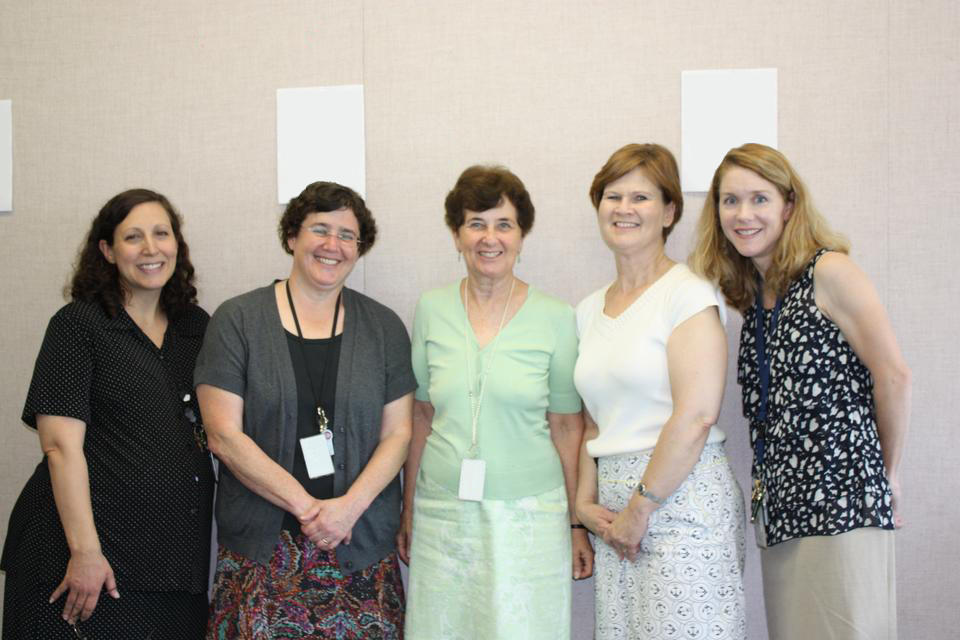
1, 1, 957, 638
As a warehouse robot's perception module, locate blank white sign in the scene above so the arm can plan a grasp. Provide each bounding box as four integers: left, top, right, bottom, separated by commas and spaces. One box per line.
681, 68, 777, 192
277, 85, 366, 204
0, 100, 11, 211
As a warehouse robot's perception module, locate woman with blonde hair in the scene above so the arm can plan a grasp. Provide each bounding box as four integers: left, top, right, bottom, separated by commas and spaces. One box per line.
575, 143, 745, 640
691, 143, 910, 639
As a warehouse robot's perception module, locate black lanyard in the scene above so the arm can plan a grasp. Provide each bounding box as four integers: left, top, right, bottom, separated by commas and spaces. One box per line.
753, 283, 782, 467
285, 280, 341, 433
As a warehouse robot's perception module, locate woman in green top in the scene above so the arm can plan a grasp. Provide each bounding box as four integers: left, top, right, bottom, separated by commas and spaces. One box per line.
398, 165, 591, 640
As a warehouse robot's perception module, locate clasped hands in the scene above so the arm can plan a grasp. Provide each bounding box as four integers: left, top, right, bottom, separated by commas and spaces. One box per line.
576, 499, 652, 563
297, 495, 360, 550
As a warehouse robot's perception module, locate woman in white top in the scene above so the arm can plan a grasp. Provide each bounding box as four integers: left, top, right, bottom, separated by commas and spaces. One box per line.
574, 143, 746, 640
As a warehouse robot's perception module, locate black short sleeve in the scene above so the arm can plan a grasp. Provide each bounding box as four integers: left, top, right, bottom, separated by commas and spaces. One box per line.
21, 309, 94, 429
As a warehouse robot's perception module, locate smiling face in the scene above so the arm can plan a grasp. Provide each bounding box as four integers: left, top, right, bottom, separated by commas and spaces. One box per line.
453, 198, 522, 283
717, 165, 794, 274
287, 207, 361, 293
596, 168, 675, 255
99, 201, 178, 300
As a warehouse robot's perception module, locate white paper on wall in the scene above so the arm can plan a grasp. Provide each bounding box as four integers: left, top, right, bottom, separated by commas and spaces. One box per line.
680, 69, 777, 192
277, 85, 366, 204
0, 100, 11, 212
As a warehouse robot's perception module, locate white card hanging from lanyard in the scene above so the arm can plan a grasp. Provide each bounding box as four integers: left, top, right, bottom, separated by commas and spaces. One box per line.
458, 277, 516, 502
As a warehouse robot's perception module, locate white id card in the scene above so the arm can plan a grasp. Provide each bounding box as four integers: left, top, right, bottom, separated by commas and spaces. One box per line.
300, 434, 335, 478
458, 458, 485, 501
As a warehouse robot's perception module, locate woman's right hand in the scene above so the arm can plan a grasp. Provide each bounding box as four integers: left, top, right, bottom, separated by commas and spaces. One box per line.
575, 500, 617, 538
49, 549, 120, 624
396, 506, 414, 565
889, 475, 904, 528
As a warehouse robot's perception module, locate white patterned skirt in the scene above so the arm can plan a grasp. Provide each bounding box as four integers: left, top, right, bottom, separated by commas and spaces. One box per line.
595, 443, 746, 640
405, 471, 572, 640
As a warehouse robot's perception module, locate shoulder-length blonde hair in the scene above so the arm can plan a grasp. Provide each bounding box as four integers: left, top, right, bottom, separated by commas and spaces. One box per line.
689, 143, 849, 311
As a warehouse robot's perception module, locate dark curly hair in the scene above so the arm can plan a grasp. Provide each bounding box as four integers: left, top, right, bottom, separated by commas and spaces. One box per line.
68, 189, 197, 319
444, 165, 535, 236
279, 182, 377, 257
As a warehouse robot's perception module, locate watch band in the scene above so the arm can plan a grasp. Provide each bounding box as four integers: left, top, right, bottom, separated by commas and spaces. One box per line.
636, 482, 665, 505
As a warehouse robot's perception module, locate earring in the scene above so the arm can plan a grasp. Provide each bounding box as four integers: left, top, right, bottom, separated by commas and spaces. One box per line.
457, 251, 461, 262
517, 253, 521, 264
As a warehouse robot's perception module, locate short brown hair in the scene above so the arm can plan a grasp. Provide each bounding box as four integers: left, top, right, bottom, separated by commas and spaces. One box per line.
444, 165, 535, 236
589, 143, 683, 240
279, 182, 377, 256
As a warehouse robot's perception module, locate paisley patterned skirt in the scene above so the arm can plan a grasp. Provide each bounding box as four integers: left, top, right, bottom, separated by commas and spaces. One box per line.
594, 443, 746, 640
207, 530, 404, 639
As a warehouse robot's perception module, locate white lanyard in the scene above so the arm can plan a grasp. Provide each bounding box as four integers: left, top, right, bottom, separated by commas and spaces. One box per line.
462, 277, 516, 456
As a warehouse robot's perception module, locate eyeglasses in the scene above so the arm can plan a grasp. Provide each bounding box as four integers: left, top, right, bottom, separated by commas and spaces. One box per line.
182, 393, 207, 451
306, 224, 363, 248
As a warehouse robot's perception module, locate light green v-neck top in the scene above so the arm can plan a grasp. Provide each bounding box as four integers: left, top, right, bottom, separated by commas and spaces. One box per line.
411, 281, 582, 499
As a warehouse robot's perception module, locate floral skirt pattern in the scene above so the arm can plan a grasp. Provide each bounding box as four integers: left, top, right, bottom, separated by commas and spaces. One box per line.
405, 472, 572, 640
595, 443, 746, 640
207, 530, 405, 639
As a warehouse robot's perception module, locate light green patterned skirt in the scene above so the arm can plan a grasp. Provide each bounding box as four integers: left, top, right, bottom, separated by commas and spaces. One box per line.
404, 471, 572, 640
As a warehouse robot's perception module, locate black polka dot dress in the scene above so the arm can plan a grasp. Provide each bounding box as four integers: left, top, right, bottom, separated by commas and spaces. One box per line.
738, 250, 895, 547
1, 300, 215, 639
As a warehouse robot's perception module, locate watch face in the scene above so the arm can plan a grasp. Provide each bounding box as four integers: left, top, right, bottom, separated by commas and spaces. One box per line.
636, 482, 661, 504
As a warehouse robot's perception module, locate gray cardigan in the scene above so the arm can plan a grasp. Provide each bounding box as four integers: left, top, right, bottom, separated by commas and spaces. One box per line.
194, 284, 416, 574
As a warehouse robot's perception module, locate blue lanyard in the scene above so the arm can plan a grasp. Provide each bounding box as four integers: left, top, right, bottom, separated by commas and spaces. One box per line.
753, 284, 782, 467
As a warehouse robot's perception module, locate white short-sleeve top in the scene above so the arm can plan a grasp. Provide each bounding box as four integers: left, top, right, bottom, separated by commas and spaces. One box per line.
575, 263, 728, 458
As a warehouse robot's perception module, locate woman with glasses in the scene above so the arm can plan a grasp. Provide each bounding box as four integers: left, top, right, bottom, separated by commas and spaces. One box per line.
2, 189, 214, 639
574, 144, 746, 640
400, 166, 589, 639
195, 181, 415, 639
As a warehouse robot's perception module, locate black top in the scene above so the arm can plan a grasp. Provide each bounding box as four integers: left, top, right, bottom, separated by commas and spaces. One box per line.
1, 301, 215, 593
282, 331, 339, 532
738, 250, 894, 546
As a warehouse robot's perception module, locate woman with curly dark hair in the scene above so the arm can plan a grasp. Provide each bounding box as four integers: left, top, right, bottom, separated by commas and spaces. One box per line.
1, 189, 215, 639
196, 181, 415, 638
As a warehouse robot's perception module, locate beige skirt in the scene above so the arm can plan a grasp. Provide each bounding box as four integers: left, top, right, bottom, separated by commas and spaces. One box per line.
761, 526, 897, 640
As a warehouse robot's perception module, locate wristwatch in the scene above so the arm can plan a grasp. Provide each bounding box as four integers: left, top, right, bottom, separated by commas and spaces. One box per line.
636, 482, 665, 505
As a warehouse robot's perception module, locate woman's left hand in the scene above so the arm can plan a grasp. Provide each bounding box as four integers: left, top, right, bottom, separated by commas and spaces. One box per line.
571, 528, 594, 580
300, 496, 361, 548
602, 505, 650, 562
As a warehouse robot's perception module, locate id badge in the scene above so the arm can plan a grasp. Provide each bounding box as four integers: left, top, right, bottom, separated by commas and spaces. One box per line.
458, 458, 485, 502
300, 434, 335, 478
754, 500, 769, 549
324, 430, 335, 455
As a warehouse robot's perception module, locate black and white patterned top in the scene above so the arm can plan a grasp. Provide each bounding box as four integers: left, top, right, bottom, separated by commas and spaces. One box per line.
1, 300, 215, 593
738, 250, 894, 546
